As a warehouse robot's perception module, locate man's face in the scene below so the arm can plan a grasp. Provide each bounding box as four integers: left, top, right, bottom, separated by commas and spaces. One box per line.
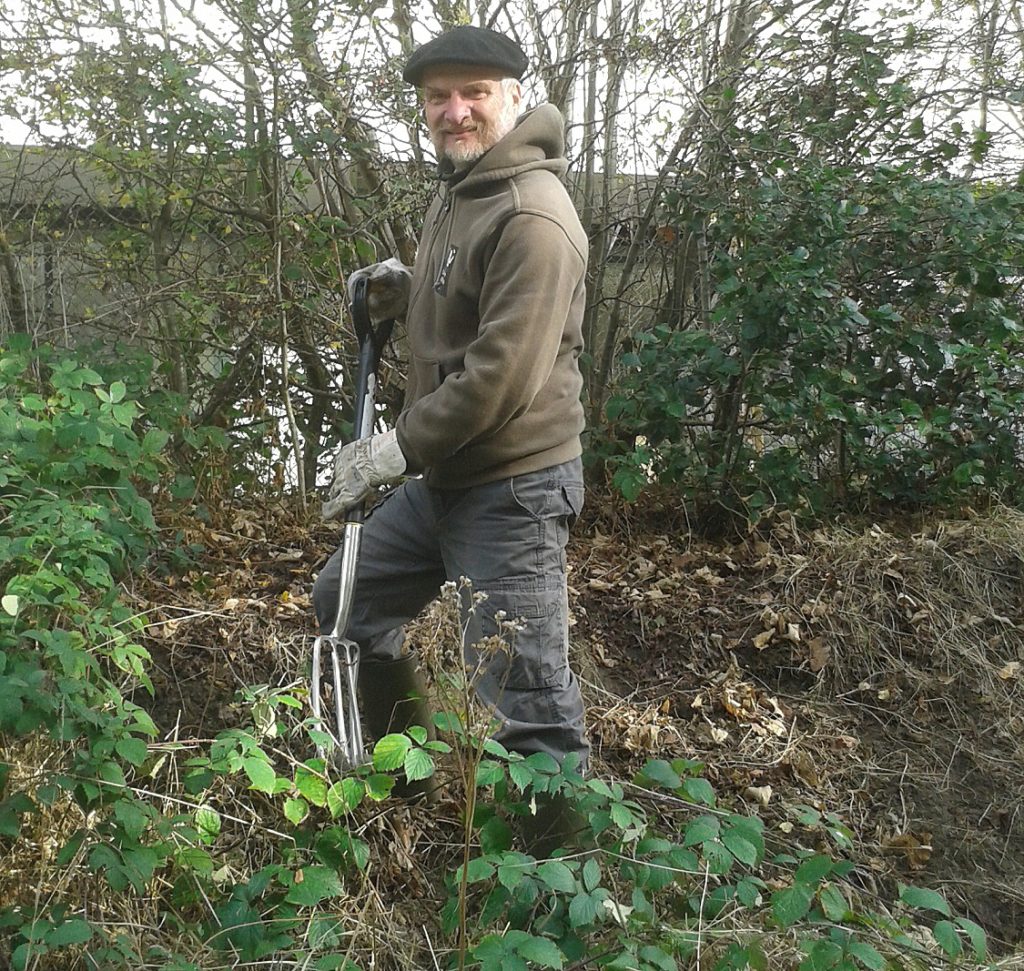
421, 66, 522, 169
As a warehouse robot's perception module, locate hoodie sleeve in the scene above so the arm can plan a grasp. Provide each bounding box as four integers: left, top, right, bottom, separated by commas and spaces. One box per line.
395, 210, 586, 473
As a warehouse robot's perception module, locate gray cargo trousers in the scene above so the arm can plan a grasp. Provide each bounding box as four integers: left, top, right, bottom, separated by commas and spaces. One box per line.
312, 457, 590, 771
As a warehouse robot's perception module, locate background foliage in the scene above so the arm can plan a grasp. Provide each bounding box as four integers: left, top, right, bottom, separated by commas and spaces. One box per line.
2, 0, 1022, 523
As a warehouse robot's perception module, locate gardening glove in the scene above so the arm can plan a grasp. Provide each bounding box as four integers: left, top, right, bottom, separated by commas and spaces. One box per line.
347, 258, 413, 321
322, 428, 406, 521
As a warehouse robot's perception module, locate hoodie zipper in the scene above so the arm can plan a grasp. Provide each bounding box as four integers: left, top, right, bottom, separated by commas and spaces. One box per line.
409, 184, 455, 309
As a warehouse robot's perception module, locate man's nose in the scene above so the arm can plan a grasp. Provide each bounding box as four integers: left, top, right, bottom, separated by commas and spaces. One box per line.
444, 94, 471, 124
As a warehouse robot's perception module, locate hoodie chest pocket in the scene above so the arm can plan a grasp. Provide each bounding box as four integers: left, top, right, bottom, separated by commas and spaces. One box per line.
410, 355, 442, 396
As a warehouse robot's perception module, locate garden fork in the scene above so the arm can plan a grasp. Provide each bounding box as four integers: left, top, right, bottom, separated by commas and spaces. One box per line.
311, 276, 394, 768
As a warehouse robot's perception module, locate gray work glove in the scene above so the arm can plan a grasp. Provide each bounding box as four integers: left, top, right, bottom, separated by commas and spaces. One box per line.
347, 258, 413, 322
323, 428, 406, 521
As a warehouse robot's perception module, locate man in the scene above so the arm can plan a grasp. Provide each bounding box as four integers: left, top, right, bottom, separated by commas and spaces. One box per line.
313, 25, 590, 848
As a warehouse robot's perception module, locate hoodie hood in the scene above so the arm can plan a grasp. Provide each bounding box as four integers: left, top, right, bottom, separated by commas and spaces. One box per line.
440, 103, 568, 188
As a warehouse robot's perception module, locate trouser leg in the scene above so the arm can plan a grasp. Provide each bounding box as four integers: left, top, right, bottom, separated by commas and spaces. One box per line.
438, 459, 590, 773
311, 463, 590, 772
312, 479, 445, 660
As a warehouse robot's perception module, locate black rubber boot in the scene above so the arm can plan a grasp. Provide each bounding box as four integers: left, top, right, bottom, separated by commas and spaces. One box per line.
359, 656, 437, 803
514, 791, 589, 858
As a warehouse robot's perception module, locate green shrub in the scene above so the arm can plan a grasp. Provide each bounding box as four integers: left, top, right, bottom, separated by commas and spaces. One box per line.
596, 169, 1024, 528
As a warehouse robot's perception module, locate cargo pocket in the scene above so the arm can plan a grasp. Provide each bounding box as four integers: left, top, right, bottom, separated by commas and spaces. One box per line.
464, 576, 569, 692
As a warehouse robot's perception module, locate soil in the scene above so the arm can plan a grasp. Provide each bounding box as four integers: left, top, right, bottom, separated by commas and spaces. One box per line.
132, 497, 1024, 957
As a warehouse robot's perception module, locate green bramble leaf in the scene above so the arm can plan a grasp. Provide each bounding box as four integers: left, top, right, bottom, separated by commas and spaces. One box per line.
818, 883, 849, 922
195, 805, 220, 843
637, 759, 681, 790
243, 756, 276, 793
794, 854, 834, 887
513, 934, 564, 969
847, 939, 885, 970
899, 884, 951, 916
364, 773, 395, 801
295, 764, 328, 806
45, 918, 93, 947
403, 747, 434, 783
773, 884, 813, 928
931, 920, 962, 959
284, 797, 308, 825
537, 861, 576, 893
284, 865, 344, 907
722, 831, 758, 867
683, 815, 720, 847
475, 759, 505, 787
458, 857, 495, 884
954, 916, 987, 961
681, 777, 716, 806
372, 733, 411, 771
568, 891, 599, 928
115, 736, 147, 767
327, 778, 364, 816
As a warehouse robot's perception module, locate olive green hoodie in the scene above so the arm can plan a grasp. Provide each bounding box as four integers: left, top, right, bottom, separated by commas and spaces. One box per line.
395, 103, 588, 488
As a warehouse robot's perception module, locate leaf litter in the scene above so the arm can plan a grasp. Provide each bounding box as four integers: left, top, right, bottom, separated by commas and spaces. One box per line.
5, 495, 1024, 964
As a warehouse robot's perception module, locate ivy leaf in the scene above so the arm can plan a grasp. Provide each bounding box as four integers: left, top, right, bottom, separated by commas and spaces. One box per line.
284, 865, 344, 907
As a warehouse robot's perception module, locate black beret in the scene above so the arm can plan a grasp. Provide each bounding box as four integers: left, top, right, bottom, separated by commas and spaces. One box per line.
403, 26, 528, 86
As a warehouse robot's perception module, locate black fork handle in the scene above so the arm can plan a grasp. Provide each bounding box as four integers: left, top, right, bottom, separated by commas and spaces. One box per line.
346, 275, 395, 527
